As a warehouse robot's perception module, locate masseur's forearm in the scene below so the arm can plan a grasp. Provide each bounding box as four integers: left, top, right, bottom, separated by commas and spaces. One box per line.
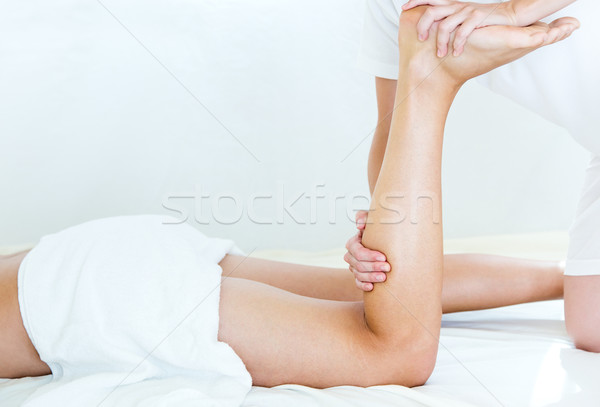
368, 128, 388, 195
508, 0, 576, 26
368, 78, 397, 195
361, 64, 458, 342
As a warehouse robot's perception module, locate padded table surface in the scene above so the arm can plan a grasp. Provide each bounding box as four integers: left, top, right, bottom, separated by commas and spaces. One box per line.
2, 232, 599, 407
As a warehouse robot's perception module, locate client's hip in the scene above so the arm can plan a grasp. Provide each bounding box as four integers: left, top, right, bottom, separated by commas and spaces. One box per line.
0, 250, 50, 378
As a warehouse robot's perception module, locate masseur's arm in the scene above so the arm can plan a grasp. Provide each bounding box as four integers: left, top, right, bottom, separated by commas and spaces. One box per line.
402, 0, 576, 56
368, 78, 397, 195
508, 0, 576, 25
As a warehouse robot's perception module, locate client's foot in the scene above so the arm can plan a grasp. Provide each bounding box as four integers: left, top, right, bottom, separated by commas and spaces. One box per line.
399, 7, 580, 86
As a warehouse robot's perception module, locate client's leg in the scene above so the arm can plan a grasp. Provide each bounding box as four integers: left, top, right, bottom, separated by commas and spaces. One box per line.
440, 254, 563, 313
218, 9, 577, 388
0, 251, 50, 378
221, 254, 563, 310
220, 255, 357, 301
358, 6, 576, 363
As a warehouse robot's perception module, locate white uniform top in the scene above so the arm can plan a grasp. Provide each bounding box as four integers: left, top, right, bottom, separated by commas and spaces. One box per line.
357, 0, 600, 275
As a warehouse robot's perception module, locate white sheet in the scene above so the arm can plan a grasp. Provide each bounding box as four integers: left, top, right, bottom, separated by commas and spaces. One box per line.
3, 232, 599, 407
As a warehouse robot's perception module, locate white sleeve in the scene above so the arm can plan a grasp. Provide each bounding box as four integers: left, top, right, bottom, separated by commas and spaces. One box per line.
355, 0, 497, 80
357, 0, 598, 155
357, 0, 403, 80
566, 154, 600, 275
474, 0, 599, 154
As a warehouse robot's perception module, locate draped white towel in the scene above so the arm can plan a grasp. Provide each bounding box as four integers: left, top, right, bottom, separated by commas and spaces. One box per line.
17, 215, 251, 407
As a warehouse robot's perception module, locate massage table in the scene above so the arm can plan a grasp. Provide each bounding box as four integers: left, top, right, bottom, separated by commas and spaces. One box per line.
2, 232, 598, 406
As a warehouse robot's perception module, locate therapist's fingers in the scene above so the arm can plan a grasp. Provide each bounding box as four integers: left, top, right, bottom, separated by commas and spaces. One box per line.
436, 6, 472, 57
355, 210, 369, 231
416, 4, 463, 41
546, 17, 580, 44
345, 251, 390, 274
552, 23, 571, 43
353, 267, 388, 284
452, 15, 482, 56
532, 17, 579, 47
355, 278, 374, 292
345, 233, 386, 262
350, 251, 390, 289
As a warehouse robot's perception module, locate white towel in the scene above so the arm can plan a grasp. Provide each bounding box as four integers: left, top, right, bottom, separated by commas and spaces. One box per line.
17, 215, 252, 407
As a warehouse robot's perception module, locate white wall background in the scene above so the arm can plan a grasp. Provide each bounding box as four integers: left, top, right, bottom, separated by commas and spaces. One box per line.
0, 0, 589, 252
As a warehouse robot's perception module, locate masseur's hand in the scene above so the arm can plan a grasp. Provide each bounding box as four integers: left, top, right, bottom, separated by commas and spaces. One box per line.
344, 210, 390, 291
402, 0, 518, 57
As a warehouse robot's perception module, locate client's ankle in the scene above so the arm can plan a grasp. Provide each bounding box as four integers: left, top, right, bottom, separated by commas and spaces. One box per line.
397, 8, 463, 88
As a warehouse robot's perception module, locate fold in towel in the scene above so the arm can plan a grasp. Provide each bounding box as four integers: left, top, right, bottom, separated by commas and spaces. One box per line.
17, 215, 252, 407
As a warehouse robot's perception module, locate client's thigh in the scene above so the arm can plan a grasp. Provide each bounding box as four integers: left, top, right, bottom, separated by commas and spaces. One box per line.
218, 277, 371, 388
0, 253, 50, 379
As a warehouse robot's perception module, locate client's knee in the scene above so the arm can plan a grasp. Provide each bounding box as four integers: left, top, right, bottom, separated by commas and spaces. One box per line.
404, 341, 437, 387
396, 7, 440, 72
370, 332, 438, 387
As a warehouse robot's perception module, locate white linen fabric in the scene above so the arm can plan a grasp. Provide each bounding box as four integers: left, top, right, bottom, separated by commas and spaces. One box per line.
357, 0, 600, 275
566, 154, 600, 275
17, 215, 251, 406
4, 234, 600, 407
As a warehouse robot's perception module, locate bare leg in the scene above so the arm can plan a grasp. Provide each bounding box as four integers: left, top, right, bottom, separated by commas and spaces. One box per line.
0, 11, 578, 383
441, 254, 562, 313
0, 251, 51, 378
565, 276, 600, 352
360, 8, 577, 354
220, 254, 563, 311
358, 14, 457, 379
218, 9, 578, 388
220, 255, 357, 301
